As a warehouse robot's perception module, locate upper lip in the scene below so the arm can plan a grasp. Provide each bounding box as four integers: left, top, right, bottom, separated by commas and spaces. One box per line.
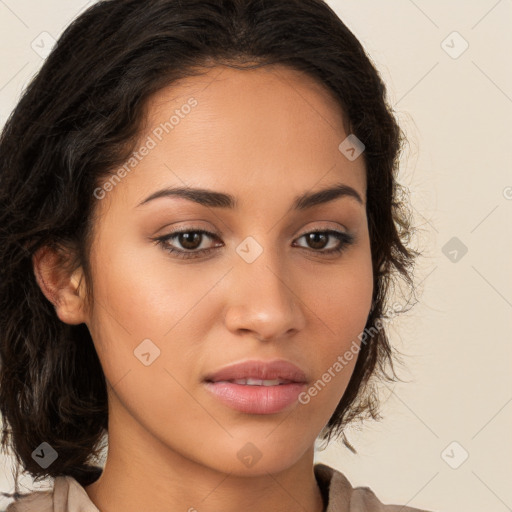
204, 359, 308, 383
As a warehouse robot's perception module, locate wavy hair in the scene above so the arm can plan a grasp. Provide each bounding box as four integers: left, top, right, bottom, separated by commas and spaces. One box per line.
0, 0, 417, 498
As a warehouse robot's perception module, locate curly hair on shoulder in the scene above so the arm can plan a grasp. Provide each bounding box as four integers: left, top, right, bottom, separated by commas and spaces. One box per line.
0, 0, 417, 498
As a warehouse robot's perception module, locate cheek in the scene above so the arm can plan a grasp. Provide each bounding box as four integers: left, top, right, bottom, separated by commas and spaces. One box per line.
302, 240, 373, 400
88, 233, 223, 340
85, 233, 228, 399
311, 239, 374, 341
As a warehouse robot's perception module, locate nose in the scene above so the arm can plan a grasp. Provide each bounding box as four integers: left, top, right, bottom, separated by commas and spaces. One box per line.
223, 243, 306, 341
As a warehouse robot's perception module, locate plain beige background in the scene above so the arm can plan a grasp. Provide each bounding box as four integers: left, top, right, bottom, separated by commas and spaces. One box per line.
0, 1, 511, 511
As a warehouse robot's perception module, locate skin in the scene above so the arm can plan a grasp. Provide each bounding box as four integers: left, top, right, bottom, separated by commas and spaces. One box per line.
33, 64, 373, 512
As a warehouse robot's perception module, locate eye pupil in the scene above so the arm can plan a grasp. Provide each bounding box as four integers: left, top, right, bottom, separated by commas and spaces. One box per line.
306, 232, 328, 249
179, 232, 202, 250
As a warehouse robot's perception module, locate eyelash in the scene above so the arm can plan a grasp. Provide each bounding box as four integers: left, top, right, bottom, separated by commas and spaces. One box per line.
153, 227, 355, 260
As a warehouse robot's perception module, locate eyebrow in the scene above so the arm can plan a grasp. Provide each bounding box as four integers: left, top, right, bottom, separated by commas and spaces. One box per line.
136, 182, 364, 210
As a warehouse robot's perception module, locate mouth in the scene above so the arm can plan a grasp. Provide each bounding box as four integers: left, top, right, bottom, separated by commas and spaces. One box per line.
203, 359, 308, 414
205, 378, 296, 386
203, 358, 308, 384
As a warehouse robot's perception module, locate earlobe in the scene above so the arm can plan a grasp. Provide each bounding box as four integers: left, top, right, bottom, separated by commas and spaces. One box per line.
32, 245, 88, 325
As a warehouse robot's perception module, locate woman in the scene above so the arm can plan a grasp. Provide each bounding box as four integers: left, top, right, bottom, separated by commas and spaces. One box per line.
0, 0, 429, 510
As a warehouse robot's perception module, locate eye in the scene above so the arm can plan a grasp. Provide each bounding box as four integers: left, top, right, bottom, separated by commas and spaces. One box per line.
293, 229, 355, 256
153, 227, 355, 260
154, 229, 222, 259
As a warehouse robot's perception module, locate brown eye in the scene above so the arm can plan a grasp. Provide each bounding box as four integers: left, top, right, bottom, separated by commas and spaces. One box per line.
293, 229, 355, 255
176, 232, 204, 250
154, 229, 222, 260
304, 232, 329, 250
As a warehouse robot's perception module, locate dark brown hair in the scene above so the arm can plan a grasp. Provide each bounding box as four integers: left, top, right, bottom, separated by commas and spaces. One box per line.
0, 0, 417, 498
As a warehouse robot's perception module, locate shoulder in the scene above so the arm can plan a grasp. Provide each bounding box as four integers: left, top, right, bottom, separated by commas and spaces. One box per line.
4, 475, 99, 512
314, 463, 435, 512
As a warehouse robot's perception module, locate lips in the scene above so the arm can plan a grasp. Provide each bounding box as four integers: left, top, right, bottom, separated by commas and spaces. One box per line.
203, 359, 308, 384
203, 360, 309, 414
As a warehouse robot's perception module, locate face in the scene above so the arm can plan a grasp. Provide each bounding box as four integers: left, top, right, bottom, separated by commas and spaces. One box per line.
83, 64, 373, 476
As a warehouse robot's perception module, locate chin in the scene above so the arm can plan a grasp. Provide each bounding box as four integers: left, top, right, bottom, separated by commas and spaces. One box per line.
197, 438, 312, 477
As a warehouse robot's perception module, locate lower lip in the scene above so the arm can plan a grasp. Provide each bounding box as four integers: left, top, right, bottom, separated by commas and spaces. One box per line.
204, 381, 306, 414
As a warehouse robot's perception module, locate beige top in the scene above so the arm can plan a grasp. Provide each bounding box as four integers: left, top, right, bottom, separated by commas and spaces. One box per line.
5, 463, 433, 512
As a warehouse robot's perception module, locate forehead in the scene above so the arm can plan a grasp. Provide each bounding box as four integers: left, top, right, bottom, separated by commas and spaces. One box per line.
145, 64, 351, 135
143, 65, 348, 154
95, 64, 366, 218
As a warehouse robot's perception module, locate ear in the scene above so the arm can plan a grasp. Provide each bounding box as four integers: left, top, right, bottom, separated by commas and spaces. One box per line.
32, 245, 89, 325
